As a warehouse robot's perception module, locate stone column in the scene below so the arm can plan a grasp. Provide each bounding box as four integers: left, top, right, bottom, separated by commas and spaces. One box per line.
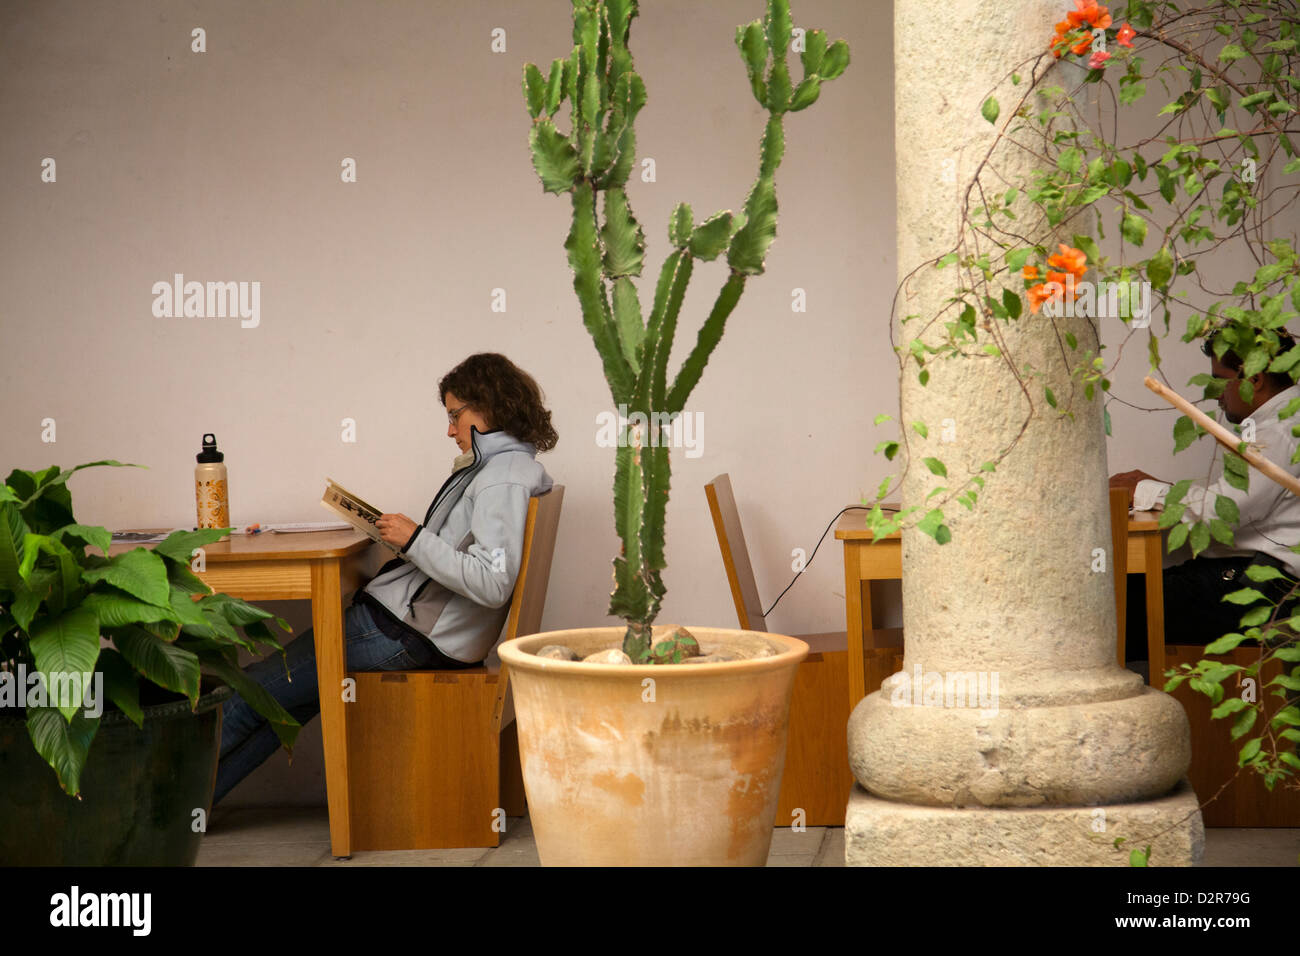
845, 0, 1204, 865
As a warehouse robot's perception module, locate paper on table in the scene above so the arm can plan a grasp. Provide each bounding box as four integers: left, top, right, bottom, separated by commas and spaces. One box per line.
265, 522, 352, 533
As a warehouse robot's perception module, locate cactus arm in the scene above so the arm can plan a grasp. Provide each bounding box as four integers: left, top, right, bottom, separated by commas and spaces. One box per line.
651, 252, 694, 414
664, 273, 747, 416
611, 277, 644, 376
633, 248, 692, 412
640, 441, 669, 614
610, 437, 653, 657
567, 182, 635, 405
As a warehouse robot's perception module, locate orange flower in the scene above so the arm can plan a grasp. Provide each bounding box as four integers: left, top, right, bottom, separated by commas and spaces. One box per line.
1117, 22, 1136, 47
1024, 264, 1040, 281
1047, 243, 1088, 281
1088, 50, 1112, 69
1068, 0, 1112, 30
1050, 20, 1075, 57
1027, 283, 1055, 314
1051, 1, 1112, 56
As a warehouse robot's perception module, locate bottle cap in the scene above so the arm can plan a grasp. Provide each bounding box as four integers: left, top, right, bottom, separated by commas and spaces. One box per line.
197, 433, 224, 463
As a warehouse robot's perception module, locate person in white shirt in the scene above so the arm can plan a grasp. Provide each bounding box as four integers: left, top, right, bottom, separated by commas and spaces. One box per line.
1109, 329, 1300, 660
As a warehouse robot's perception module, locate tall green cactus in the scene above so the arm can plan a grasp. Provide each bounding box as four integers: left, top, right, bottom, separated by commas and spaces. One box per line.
524, 0, 848, 661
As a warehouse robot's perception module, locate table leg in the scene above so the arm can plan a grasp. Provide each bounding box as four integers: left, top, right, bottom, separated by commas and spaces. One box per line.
1143, 533, 1166, 687
844, 543, 866, 710
311, 558, 353, 858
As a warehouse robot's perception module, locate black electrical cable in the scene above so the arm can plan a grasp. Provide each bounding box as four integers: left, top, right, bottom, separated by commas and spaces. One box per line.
760, 504, 898, 619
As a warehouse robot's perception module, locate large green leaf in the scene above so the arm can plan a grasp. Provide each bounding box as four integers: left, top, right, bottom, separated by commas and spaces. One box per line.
29, 607, 101, 721
26, 705, 98, 796
82, 589, 179, 628
113, 626, 201, 705
169, 585, 216, 637
153, 526, 231, 565
201, 652, 300, 752
166, 559, 213, 596
529, 120, 580, 193
96, 647, 142, 729
10, 573, 51, 632
52, 523, 112, 556
11, 461, 140, 532
200, 592, 273, 628
19, 533, 82, 614
79, 547, 169, 607
0, 501, 29, 591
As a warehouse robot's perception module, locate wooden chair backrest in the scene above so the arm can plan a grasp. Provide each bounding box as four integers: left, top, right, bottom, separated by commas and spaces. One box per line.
503, 485, 565, 642
494, 485, 564, 732
704, 473, 767, 632
1109, 486, 1129, 667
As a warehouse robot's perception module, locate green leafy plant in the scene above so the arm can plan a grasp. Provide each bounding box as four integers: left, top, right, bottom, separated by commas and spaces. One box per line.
523, 0, 849, 660
0, 461, 300, 796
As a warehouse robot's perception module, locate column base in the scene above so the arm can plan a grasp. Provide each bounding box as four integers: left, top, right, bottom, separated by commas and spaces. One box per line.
844, 779, 1204, 866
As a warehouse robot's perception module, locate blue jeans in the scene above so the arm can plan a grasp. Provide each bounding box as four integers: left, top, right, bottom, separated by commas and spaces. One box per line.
214, 602, 432, 805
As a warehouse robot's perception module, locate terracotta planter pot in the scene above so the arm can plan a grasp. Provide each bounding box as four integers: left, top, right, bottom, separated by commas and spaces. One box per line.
498, 627, 808, 866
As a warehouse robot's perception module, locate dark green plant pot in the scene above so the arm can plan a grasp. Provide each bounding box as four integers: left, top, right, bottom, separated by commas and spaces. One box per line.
0, 683, 232, 866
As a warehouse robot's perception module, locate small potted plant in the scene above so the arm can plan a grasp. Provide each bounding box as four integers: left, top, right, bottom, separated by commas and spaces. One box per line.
497, 0, 850, 865
0, 460, 299, 865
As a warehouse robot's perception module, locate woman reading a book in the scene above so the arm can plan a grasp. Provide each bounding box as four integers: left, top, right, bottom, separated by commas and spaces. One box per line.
213, 352, 558, 804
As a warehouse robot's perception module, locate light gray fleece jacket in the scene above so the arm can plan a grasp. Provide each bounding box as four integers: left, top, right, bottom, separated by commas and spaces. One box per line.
359, 426, 554, 663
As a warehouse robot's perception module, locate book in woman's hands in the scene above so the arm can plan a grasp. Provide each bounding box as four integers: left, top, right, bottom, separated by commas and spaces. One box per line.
320, 478, 401, 554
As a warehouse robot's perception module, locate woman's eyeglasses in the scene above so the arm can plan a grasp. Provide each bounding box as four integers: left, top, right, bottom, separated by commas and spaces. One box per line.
447, 403, 473, 425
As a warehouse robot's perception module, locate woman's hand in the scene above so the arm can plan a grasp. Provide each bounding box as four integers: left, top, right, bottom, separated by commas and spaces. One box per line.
376, 513, 419, 548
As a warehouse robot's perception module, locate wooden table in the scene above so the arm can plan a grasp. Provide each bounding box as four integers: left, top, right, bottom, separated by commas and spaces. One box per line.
835, 510, 1166, 708
109, 529, 373, 858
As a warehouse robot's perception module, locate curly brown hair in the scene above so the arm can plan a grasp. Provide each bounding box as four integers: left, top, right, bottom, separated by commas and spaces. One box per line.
438, 353, 558, 452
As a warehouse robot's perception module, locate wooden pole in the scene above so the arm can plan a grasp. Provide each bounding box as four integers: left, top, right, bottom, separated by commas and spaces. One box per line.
1143, 375, 1300, 497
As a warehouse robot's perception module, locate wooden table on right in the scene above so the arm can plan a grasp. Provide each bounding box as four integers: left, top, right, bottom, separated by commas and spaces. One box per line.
835, 509, 1167, 710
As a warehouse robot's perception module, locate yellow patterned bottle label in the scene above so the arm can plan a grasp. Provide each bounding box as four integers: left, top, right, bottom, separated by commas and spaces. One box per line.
196, 478, 230, 528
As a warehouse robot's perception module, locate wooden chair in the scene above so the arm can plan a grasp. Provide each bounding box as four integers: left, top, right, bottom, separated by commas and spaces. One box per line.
344, 486, 564, 851
705, 474, 902, 827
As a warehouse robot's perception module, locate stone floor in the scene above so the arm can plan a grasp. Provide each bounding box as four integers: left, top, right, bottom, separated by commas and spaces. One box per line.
197, 806, 1300, 866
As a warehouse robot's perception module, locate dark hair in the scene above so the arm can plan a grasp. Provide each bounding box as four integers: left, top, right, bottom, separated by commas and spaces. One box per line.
438, 353, 558, 452
1201, 326, 1296, 391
